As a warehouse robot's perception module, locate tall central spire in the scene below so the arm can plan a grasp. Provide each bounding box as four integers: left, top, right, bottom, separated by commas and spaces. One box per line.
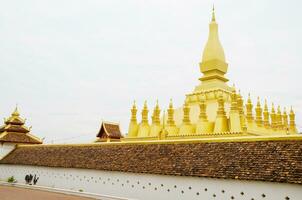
199, 6, 228, 84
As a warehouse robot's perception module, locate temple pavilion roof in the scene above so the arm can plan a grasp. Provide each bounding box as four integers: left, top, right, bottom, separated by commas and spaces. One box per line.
95, 121, 123, 142
0, 107, 42, 144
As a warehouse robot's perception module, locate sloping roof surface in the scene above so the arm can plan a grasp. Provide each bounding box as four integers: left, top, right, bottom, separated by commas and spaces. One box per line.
96, 122, 122, 139
0, 132, 42, 144
1, 140, 302, 184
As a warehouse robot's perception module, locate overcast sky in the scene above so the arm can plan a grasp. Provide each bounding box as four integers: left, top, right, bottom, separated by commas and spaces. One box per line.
0, 0, 301, 143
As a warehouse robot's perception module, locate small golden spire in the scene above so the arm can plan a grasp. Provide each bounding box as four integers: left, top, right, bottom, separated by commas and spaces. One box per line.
217, 94, 226, 117
270, 103, 277, 129
182, 101, 191, 124
289, 106, 296, 132
199, 96, 208, 121
12, 105, 20, 117
169, 98, 173, 108
155, 99, 159, 109
211, 4, 216, 22
230, 89, 238, 112
167, 99, 175, 126
283, 107, 288, 130
130, 100, 137, 123
276, 105, 283, 129
263, 99, 270, 128
236, 90, 244, 115
255, 97, 263, 126
257, 97, 260, 106
162, 110, 166, 129
141, 101, 149, 124
246, 93, 253, 122
152, 100, 161, 125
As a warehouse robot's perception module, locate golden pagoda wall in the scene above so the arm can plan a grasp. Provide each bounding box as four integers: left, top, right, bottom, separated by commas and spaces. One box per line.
124, 8, 299, 142
124, 88, 298, 142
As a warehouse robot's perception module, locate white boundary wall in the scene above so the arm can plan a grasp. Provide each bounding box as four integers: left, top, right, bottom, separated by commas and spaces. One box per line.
0, 164, 301, 200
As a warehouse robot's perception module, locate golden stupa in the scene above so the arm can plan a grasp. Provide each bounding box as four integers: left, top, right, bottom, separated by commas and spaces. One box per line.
124, 7, 299, 142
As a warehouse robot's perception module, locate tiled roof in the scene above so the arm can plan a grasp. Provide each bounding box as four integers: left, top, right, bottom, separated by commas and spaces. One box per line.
1, 140, 302, 184
0, 132, 42, 144
0, 124, 30, 134
0, 108, 42, 144
96, 122, 123, 139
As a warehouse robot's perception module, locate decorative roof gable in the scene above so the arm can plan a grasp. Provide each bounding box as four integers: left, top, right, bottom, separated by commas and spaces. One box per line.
96, 121, 123, 140
0, 107, 42, 144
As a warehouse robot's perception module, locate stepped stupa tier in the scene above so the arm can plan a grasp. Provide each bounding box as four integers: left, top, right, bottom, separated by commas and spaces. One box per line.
124, 7, 299, 141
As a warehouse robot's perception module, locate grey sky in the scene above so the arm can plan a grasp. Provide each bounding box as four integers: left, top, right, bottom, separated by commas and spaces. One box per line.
0, 0, 301, 143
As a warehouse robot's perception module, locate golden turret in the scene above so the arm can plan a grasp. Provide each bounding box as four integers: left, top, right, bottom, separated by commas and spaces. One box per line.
127, 101, 139, 137
276, 106, 283, 130
283, 107, 288, 132
141, 101, 149, 124
246, 94, 254, 123
137, 101, 150, 137
217, 94, 226, 117
166, 99, 178, 136
151, 100, 161, 125
159, 111, 168, 140
229, 89, 241, 132
230, 89, 238, 112
214, 94, 228, 133
196, 95, 214, 134
263, 100, 270, 128
167, 99, 175, 126
150, 100, 162, 137
237, 90, 244, 115
237, 90, 247, 131
179, 101, 195, 135
131, 101, 137, 123
270, 103, 277, 130
198, 95, 208, 122
289, 107, 297, 134
182, 101, 191, 125
255, 97, 263, 127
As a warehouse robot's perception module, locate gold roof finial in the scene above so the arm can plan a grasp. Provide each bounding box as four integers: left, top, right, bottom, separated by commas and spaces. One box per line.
169, 98, 173, 108
247, 93, 252, 103
12, 104, 20, 117
162, 110, 166, 129
212, 4, 216, 22
156, 99, 159, 107
132, 100, 137, 108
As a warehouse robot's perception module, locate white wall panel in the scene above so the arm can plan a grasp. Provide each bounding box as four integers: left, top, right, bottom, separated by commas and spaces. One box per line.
0, 164, 301, 200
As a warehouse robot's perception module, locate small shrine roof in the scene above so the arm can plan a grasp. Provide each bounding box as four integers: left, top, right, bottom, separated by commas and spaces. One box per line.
96, 121, 123, 140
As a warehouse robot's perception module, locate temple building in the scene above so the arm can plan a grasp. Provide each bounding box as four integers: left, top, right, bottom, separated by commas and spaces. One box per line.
126, 7, 299, 141
1, 7, 302, 200
0, 107, 42, 159
95, 121, 123, 142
